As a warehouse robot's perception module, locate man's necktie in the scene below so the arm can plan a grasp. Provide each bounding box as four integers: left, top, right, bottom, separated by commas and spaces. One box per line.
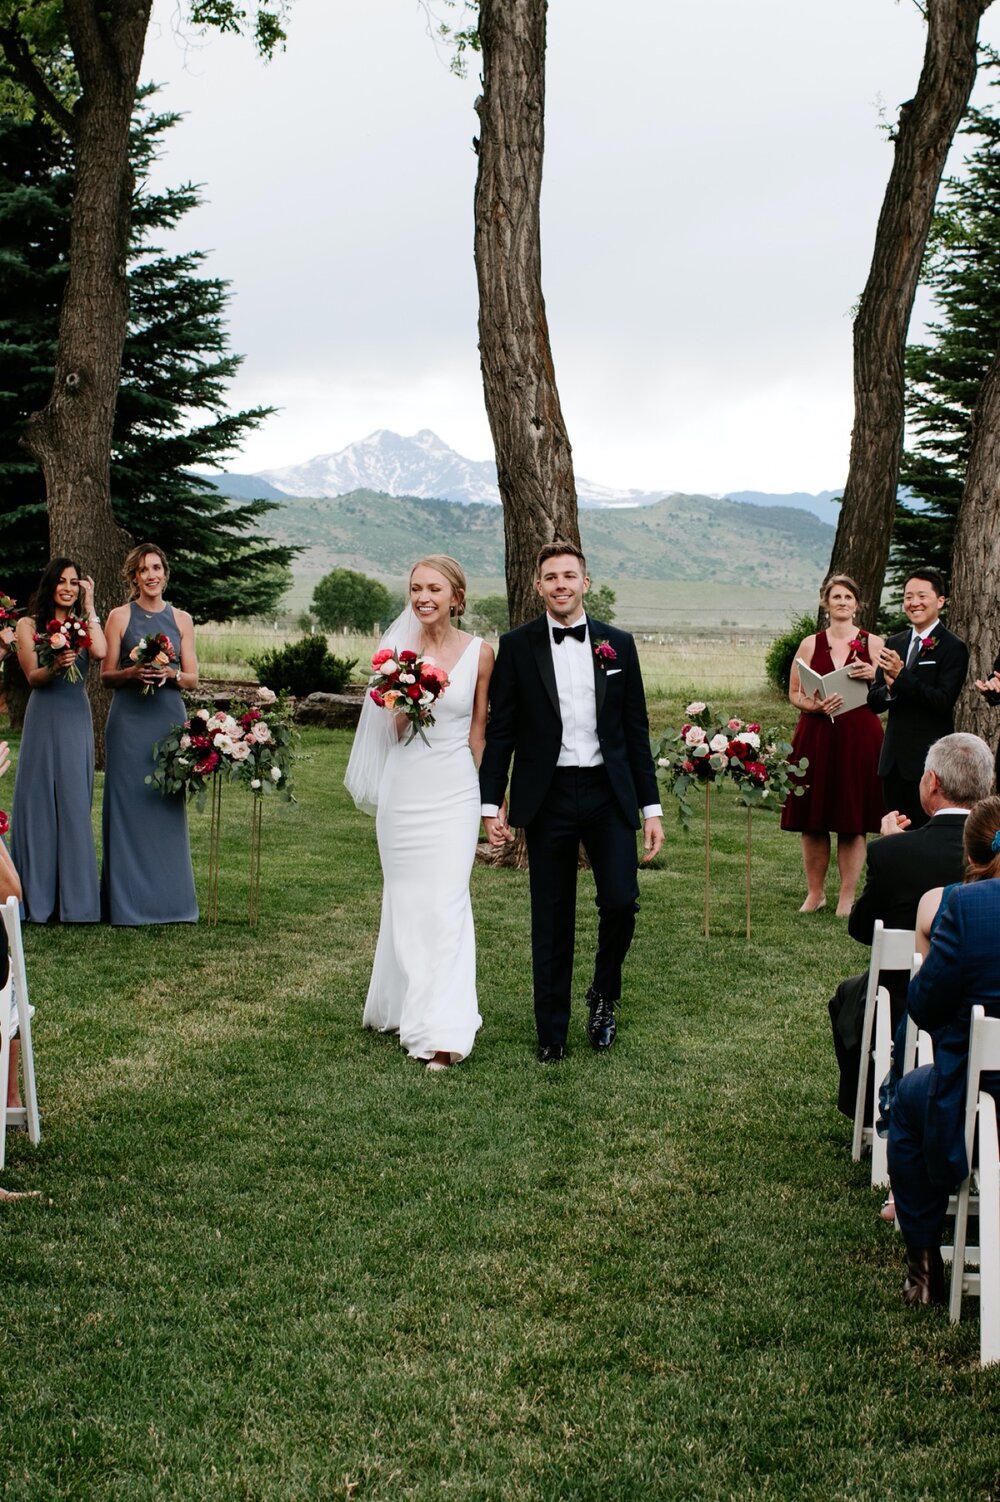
552, 623, 587, 645
905, 633, 922, 670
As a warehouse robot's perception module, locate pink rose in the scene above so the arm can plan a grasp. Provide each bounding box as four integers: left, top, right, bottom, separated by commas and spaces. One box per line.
249, 721, 272, 744
371, 648, 394, 669
369, 688, 385, 707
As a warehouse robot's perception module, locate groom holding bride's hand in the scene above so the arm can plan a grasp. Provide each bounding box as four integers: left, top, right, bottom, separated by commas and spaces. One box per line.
480, 543, 663, 1062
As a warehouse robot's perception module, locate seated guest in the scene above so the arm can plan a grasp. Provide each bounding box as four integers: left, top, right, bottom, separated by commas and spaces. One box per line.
829, 732, 993, 1118
887, 808, 1000, 1305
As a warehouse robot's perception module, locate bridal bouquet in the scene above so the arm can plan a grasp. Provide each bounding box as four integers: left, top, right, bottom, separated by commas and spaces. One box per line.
367, 647, 449, 745
129, 631, 176, 694
33, 616, 91, 684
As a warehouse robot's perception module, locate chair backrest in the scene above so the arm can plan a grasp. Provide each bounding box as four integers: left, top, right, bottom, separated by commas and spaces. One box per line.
865, 921, 918, 1011
965, 1006, 1000, 1172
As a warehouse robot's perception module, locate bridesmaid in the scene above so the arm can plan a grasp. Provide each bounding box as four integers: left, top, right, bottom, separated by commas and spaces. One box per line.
101, 543, 199, 925
11, 559, 107, 922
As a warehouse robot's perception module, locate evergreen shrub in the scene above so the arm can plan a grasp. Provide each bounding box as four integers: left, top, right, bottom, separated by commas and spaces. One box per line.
249, 637, 356, 698
765, 614, 817, 695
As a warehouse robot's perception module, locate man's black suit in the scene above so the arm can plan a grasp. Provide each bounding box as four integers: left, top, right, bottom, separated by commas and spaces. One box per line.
830, 812, 968, 1115
867, 625, 968, 826
479, 614, 658, 1049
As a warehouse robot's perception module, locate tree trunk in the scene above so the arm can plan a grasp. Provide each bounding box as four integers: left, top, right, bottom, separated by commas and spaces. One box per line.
828, 0, 990, 628
473, 0, 578, 629
17, 1, 150, 755
949, 342, 1000, 741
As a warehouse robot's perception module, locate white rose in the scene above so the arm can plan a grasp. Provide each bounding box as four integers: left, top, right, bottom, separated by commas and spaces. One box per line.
196, 708, 210, 721
250, 778, 261, 789
221, 715, 239, 735
179, 734, 191, 750
398, 672, 415, 685
250, 721, 272, 744
270, 766, 282, 782
257, 686, 276, 705
742, 732, 761, 749
686, 700, 707, 715
709, 734, 729, 752
380, 658, 398, 675
684, 727, 707, 746
215, 734, 234, 755
657, 757, 669, 768
230, 742, 251, 762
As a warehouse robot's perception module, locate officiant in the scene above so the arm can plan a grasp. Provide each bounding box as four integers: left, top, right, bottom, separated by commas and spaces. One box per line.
780, 574, 886, 916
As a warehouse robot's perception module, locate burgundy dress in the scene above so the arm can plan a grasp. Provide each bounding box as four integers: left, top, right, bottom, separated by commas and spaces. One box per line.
781, 630, 885, 835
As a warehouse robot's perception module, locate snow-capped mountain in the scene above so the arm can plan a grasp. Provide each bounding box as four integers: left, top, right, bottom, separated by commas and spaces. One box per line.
255, 429, 667, 508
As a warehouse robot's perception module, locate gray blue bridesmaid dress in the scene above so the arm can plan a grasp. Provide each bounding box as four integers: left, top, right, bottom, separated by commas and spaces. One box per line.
11, 649, 101, 923
101, 601, 198, 925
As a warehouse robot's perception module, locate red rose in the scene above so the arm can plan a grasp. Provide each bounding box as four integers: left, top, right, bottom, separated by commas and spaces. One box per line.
682, 760, 695, 773
369, 688, 385, 706
406, 685, 422, 700
0, 810, 8, 838
194, 751, 219, 776
398, 650, 418, 664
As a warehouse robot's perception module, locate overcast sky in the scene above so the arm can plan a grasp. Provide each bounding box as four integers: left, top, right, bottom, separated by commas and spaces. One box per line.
139, 0, 1000, 496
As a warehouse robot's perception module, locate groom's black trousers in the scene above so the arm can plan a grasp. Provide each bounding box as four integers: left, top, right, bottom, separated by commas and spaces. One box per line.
524, 766, 640, 1049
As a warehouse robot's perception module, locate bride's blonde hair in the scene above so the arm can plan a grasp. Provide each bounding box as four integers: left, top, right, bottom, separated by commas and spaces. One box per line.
409, 555, 467, 619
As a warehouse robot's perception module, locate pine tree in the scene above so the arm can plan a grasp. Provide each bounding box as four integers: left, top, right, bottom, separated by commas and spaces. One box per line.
892, 94, 1000, 589
0, 95, 296, 619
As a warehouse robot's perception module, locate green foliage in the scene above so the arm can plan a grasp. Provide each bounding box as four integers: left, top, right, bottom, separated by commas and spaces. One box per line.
311, 568, 392, 632
655, 702, 805, 829
587, 582, 616, 622
765, 613, 817, 694
892, 91, 1000, 588
0, 94, 297, 618
248, 635, 355, 697
469, 593, 509, 634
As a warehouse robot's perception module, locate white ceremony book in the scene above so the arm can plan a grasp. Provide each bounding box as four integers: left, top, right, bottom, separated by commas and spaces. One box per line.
795, 658, 870, 718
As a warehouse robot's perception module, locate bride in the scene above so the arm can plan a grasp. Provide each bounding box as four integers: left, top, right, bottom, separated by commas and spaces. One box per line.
345, 555, 494, 1069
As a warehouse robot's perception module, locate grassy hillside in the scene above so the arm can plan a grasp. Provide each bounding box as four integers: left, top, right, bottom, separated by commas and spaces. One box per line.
264, 488, 833, 592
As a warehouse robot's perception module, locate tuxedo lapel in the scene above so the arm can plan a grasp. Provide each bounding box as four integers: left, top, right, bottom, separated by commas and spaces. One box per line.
588, 616, 608, 718
530, 617, 560, 718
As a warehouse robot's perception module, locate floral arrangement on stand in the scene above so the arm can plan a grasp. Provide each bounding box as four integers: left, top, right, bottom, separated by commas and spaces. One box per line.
656, 701, 807, 937
367, 648, 449, 744
33, 616, 91, 684
149, 687, 296, 927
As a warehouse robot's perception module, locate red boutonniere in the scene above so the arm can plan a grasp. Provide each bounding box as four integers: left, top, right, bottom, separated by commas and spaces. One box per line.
0, 810, 8, 838
593, 640, 617, 669
847, 632, 868, 658
920, 635, 939, 656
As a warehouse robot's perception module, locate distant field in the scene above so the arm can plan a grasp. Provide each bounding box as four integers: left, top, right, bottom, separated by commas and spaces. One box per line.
279, 570, 816, 632
195, 621, 774, 699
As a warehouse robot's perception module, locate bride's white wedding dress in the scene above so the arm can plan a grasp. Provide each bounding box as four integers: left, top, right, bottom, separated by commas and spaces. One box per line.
362, 634, 484, 1062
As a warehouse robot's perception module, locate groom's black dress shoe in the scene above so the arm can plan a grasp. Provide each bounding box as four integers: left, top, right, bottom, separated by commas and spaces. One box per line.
902, 1245, 945, 1307
537, 1045, 566, 1064
586, 986, 617, 1050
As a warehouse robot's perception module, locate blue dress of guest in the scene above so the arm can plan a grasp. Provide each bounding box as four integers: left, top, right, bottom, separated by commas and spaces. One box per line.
11, 648, 100, 923
101, 601, 198, 925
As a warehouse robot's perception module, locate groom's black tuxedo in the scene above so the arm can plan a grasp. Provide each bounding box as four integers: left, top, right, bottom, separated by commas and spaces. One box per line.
479, 614, 659, 826
480, 613, 659, 1051
867, 624, 967, 825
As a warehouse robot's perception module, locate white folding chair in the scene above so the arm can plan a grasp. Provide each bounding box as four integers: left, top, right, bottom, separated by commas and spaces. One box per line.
851, 922, 918, 1164
901, 953, 934, 1075
0, 895, 40, 1170
945, 1005, 1000, 1324
977, 1091, 1000, 1364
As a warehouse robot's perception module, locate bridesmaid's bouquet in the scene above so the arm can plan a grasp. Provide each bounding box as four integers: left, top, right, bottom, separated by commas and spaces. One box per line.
0, 593, 19, 624
129, 631, 176, 694
33, 616, 91, 684
367, 647, 449, 746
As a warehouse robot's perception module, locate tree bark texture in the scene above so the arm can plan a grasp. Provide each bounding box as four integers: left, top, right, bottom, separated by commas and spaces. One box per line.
16, 1, 150, 753
828, 0, 990, 628
474, 0, 579, 628
949, 343, 1000, 742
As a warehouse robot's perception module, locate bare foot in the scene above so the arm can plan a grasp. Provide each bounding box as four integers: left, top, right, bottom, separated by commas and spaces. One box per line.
426, 1052, 451, 1072
798, 897, 827, 913
835, 898, 854, 917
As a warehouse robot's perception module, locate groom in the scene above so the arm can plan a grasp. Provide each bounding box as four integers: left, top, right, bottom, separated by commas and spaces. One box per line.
480, 543, 663, 1061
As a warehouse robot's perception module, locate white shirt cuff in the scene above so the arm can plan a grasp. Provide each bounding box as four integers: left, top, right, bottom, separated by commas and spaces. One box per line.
481, 803, 500, 818
642, 804, 663, 820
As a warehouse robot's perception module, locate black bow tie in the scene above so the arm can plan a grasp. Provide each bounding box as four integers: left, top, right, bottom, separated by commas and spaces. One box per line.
552, 623, 587, 645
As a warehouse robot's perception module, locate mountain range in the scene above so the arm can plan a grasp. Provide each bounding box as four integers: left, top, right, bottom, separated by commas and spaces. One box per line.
207, 429, 842, 521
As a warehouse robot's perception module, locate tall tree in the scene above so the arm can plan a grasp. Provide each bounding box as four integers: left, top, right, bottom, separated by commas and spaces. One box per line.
890, 100, 1000, 588
0, 100, 295, 619
0, 0, 289, 624
473, 0, 579, 627
827, 0, 991, 628
949, 344, 1000, 736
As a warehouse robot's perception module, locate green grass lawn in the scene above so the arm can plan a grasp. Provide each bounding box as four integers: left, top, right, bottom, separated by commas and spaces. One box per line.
2, 713, 999, 1501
